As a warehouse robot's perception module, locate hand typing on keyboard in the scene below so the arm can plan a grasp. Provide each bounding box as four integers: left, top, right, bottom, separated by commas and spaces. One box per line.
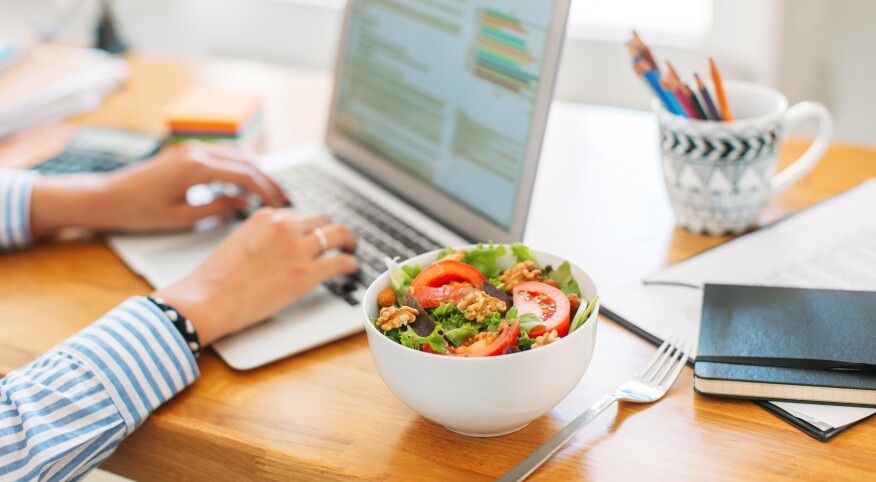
30, 142, 290, 237
153, 207, 358, 345
23, 141, 360, 345
272, 165, 442, 305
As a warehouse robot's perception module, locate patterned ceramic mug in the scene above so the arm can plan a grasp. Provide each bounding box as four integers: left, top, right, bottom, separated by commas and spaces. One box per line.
655, 81, 832, 235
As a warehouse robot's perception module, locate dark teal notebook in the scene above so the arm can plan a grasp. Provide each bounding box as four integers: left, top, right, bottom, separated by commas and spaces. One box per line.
694, 284, 876, 407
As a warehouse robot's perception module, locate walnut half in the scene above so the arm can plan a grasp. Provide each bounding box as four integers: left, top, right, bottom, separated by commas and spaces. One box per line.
498, 261, 544, 292
375, 306, 418, 331
439, 250, 466, 262
457, 291, 507, 322
532, 330, 559, 349
568, 294, 581, 318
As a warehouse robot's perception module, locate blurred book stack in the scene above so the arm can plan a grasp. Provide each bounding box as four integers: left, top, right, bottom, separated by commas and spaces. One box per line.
0, 36, 127, 139
164, 87, 264, 146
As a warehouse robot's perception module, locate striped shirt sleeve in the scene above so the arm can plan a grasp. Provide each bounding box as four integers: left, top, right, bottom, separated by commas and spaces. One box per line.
0, 297, 200, 481
0, 170, 38, 251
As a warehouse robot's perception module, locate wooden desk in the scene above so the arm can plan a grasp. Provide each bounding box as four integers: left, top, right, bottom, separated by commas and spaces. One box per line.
1, 55, 875, 481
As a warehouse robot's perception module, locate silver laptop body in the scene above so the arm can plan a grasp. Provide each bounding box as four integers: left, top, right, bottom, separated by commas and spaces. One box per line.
110, 0, 572, 369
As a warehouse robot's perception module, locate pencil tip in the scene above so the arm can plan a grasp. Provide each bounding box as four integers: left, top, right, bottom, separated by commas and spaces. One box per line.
633, 58, 646, 74
660, 76, 674, 90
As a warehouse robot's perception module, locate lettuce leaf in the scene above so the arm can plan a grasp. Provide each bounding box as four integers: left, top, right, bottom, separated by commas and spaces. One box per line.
488, 278, 505, 292
431, 302, 467, 330
462, 242, 507, 278
517, 331, 536, 350
517, 313, 543, 335
480, 312, 504, 331
499, 306, 541, 335
444, 324, 479, 347
385, 257, 423, 299
399, 324, 448, 353
547, 260, 581, 297
432, 302, 455, 317
485, 306, 519, 332
402, 264, 422, 279
375, 320, 403, 343
510, 243, 537, 263
569, 295, 598, 333
435, 247, 458, 259
485, 307, 513, 331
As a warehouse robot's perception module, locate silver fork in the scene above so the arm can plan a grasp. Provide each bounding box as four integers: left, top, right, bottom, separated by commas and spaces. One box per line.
498, 338, 692, 482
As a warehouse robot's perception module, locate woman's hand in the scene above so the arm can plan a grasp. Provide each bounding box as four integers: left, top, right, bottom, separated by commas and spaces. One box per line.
152, 208, 358, 345
30, 142, 289, 237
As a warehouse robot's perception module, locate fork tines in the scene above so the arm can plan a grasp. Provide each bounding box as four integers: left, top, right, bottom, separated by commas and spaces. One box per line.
637, 337, 691, 389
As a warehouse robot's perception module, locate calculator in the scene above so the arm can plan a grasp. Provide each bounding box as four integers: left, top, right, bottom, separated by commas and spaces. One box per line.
30, 126, 165, 175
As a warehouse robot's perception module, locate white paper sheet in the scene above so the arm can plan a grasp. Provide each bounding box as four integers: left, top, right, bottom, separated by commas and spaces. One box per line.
773, 401, 876, 429
602, 179, 876, 429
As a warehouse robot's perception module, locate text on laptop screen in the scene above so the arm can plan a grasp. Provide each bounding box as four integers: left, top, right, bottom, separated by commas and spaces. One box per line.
335, 1, 558, 229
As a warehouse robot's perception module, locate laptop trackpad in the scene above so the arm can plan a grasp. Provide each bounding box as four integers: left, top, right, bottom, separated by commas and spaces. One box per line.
115, 221, 366, 370
119, 221, 236, 288
211, 285, 364, 370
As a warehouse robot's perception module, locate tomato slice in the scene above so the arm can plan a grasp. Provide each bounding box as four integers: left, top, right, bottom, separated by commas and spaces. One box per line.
408, 285, 479, 309
409, 260, 487, 308
512, 281, 571, 338
450, 321, 520, 357
421, 344, 445, 355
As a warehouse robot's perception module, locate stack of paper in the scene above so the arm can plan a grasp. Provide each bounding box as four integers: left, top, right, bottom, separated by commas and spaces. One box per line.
601, 179, 876, 440
164, 87, 263, 143
0, 42, 127, 139
0, 34, 34, 73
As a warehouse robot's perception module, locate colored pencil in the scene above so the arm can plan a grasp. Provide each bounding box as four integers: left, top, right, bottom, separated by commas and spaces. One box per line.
626, 42, 643, 62
625, 42, 647, 71
665, 61, 683, 85
658, 77, 687, 117
664, 61, 705, 119
664, 76, 696, 118
634, 58, 680, 114
683, 84, 707, 120
631, 30, 658, 73
709, 57, 733, 121
694, 73, 721, 121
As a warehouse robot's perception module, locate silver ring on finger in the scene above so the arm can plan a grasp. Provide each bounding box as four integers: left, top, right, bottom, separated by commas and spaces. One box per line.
312, 226, 329, 255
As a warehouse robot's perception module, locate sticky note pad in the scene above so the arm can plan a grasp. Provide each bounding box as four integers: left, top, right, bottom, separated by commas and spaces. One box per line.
164, 87, 262, 138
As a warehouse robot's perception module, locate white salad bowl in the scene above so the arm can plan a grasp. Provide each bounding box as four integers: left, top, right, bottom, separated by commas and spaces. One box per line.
361, 245, 600, 437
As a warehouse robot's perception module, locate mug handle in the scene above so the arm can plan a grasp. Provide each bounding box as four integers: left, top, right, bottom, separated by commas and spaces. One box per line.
771, 101, 833, 194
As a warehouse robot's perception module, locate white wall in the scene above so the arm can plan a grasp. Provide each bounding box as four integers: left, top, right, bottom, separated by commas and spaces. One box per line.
0, 0, 344, 69
2, 0, 876, 145
554, 0, 784, 111
823, 0, 876, 146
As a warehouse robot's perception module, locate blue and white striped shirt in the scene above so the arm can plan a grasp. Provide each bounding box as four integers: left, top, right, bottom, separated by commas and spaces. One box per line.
0, 171, 200, 481
0, 170, 37, 250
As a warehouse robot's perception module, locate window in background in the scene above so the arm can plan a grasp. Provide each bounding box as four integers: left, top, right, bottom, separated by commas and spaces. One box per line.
567, 0, 713, 40
270, 0, 345, 9
554, 0, 764, 109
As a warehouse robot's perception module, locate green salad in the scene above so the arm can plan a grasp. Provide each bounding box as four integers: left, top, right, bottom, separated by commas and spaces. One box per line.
372, 243, 597, 357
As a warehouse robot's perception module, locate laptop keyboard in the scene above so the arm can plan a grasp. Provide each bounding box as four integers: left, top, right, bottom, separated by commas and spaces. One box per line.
31, 151, 140, 175
272, 164, 442, 305
33, 148, 441, 305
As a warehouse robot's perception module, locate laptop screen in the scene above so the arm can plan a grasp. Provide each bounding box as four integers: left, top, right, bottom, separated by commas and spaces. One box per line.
333, 1, 560, 230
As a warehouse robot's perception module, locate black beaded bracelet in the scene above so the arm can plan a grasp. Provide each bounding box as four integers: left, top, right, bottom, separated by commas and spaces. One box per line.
146, 296, 202, 358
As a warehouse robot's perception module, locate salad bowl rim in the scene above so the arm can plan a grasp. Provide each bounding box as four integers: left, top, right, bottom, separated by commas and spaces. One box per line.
361, 244, 600, 363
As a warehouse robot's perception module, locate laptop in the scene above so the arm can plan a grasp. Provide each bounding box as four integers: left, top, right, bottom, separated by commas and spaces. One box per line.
109, 0, 572, 369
